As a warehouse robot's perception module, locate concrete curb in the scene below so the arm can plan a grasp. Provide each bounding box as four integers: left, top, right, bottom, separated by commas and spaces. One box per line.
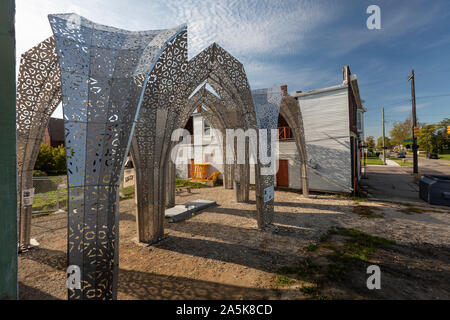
165, 200, 217, 222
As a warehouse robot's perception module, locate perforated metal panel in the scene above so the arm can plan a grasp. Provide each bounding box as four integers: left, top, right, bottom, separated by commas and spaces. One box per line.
49, 13, 184, 299
16, 37, 62, 249
14, 13, 297, 300
131, 42, 263, 243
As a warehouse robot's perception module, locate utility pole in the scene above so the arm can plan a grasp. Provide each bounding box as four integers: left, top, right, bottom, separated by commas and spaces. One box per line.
382, 108, 386, 165
408, 69, 419, 179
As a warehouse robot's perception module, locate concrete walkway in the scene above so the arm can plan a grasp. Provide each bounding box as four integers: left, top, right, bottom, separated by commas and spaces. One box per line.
386, 159, 400, 166
360, 165, 424, 205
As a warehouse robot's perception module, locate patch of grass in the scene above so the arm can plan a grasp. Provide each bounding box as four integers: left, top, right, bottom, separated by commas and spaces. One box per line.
353, 205, 384, 219
278, 258, 321, 283
175, 178, 209, 189
322, 227, 395, 281
119, 185, 135, 200
278, 227, 395, 298
300, 285, 318, 295
273, 274, 296, 287
329, 227, 395, 247
438, 154, 450, 161
306, 243, 319, 252
32, 189, 67, 215
352, 196, 368, 204
365, 157, 384, 165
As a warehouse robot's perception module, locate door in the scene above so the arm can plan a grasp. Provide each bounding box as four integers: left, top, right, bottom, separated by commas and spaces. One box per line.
188, 159, 194, 178
276, 159, 289, 187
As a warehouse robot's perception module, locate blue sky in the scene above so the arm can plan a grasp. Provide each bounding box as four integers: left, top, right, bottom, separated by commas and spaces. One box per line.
16, 0, 450, 138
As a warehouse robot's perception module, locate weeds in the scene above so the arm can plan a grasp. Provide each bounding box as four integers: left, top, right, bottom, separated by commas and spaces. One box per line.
277, 227, 395, 298
353, 205, 384, 218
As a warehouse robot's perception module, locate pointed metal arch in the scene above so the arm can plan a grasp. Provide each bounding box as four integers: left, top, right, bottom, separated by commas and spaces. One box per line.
16, 37, 62, 250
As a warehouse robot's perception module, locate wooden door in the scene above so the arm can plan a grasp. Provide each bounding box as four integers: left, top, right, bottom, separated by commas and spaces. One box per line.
188, 159, 194, 178
277, 159, 289, 187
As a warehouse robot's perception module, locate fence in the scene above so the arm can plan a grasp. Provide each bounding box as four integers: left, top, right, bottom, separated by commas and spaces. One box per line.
32, 176, 67, 217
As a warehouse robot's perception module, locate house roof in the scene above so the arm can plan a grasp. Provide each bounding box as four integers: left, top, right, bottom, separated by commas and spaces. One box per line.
291, 84, 348, 98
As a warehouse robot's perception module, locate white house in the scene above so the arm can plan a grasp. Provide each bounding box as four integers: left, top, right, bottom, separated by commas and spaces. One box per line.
174, 66, 365, 194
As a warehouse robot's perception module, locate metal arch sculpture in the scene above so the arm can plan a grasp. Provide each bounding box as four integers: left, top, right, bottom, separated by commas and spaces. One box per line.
15, 13, 297, 299
131, 42, 262, 243
16, 37, 62, 250
130, 28, 189, 244
176, 44, 274, 228
180, 43, 256, 203
48, 13, 185, 300
165, 85, 232, 205
181, 85, 240, 190
165, 85, 225, 209
192, 88, 245, 191
252, 87, 283, 227
279, 94, 309, 197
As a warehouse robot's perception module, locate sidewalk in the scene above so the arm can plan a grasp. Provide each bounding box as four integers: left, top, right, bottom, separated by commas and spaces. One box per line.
360, 165, 424, 205
386, 159, 400, 167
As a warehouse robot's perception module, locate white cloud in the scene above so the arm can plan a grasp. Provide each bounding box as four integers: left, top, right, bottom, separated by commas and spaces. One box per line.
164, 0, 332, 58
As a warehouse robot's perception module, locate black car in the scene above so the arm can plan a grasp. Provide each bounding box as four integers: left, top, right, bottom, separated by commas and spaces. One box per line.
427, 153, 439, 159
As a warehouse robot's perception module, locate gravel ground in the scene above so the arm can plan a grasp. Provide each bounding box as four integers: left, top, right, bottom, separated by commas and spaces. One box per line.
18, 187, 450, 300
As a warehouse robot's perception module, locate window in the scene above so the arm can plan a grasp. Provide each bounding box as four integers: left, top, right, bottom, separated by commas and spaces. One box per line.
204, 118, 211, 136
357, 112, 363, 132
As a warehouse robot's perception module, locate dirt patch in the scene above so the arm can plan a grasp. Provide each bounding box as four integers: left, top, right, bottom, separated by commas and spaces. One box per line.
398, 206, 448, 215
18, 187, 450, 300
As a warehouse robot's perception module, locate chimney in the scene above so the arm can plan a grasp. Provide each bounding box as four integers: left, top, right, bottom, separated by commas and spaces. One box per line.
343, 65, 351, 84
280, 84, 288, 95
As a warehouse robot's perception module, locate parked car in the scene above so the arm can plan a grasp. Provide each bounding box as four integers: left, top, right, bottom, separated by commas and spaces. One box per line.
397, 152, 406, 158
427, 153, 439, 159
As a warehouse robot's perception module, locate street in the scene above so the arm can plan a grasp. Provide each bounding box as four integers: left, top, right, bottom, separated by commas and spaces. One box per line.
414, 155, 450, 176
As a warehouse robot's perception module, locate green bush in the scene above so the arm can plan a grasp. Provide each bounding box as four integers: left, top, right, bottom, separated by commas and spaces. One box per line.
32, 170, 47, 177
34, 143, 67, 176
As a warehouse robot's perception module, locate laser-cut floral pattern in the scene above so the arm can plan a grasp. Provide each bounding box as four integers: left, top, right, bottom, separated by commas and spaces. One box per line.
49, 13, 184, 300
16, 37, 62, 249
15, 13, 298, 300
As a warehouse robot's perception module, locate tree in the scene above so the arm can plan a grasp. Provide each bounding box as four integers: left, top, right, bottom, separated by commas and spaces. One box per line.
389, 116, 425, 147
376, 136, 392, 150
390, 116, 412, 146
418, 119, 450, 154
34, 143, 67, 175
435, 118, 450, 153
365, 136, 375, 149
390, 117, 412, 146
418, 125, 439, 153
